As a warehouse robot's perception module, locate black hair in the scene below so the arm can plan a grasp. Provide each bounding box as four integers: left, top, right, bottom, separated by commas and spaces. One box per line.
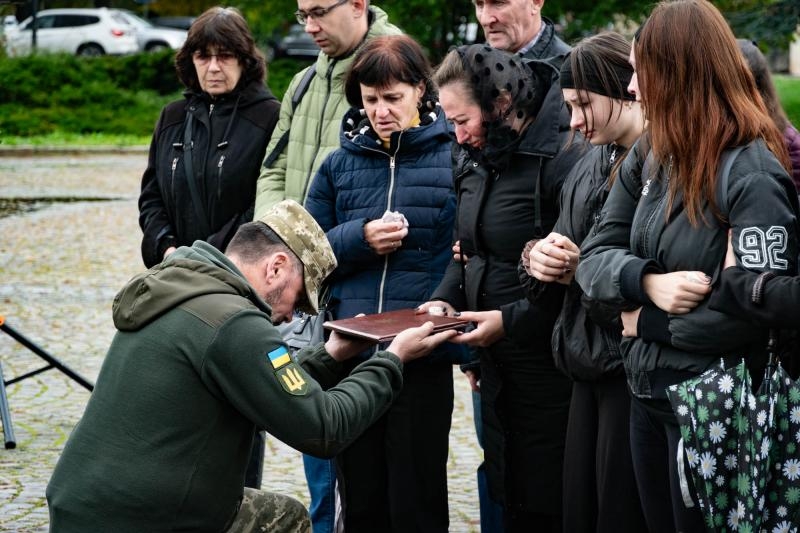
174, 7, 266, 93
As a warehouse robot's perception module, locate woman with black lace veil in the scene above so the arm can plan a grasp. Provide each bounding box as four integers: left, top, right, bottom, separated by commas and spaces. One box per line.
419, 43, 586, 531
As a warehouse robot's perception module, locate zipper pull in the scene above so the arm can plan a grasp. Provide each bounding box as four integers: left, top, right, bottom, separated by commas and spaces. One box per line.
171, 157, 179, 172
218, 155, 226, 168
390, 157, 395, 170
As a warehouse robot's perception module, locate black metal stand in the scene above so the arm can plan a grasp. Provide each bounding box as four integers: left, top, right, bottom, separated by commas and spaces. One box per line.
0, 315, 94, 449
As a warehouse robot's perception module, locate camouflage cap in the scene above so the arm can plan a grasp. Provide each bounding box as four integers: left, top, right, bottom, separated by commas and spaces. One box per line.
258, 200, 337, 315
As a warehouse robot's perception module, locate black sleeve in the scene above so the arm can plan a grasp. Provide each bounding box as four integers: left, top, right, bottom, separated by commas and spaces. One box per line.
139, 106, 178, 268
709, 267, 800, 329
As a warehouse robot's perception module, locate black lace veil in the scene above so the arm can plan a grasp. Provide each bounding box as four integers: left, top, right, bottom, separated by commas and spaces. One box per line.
455, 44, 551, 171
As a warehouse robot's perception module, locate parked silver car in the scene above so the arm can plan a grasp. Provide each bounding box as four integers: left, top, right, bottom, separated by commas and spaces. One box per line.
119, 11, 187, 52
4, 8, 138, 57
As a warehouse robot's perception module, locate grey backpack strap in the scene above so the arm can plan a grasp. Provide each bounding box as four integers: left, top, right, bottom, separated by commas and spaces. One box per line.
262, 66, 317, 169
716, 145, 746, 218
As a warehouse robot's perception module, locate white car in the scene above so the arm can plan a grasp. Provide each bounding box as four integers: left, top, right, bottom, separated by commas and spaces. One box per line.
4, 8, 138, 57
119, 11, 187, 52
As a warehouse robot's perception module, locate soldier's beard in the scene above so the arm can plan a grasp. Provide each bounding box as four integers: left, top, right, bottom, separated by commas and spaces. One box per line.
264, 280, 290, 324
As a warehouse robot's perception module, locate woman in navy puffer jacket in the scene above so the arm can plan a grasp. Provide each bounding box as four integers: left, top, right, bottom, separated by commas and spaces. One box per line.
305, 35, 459, 533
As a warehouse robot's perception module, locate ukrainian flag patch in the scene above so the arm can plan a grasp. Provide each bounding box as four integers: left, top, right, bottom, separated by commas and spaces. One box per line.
267, 346, 291, 369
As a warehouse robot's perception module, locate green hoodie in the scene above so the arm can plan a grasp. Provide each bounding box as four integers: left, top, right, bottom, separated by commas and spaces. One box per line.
46, 242, 403, 532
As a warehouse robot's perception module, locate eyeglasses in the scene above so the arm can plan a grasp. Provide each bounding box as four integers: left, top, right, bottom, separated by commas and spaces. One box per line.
294, 0, 349, 25
192, 50, 238, 66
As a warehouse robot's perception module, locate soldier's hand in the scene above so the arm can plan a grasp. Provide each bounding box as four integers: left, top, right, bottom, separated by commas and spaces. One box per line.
325, 315, 375, 361
387, 322, 458, 363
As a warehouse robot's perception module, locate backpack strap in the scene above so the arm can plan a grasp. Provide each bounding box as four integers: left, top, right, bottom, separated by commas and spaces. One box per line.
262, 66, 317, 169
716, 145, 746, 219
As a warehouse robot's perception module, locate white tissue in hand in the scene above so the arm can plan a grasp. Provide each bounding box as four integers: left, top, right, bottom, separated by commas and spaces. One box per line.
381, 210, 409, 228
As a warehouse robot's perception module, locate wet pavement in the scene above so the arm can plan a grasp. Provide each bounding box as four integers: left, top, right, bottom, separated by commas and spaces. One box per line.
0, 152, 482, 532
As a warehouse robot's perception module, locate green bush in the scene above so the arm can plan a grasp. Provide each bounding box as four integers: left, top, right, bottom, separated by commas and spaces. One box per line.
5, 49, 791, 141
0, 52, 313, 138
0, 52, 182, 136
102, 49, 183, 95
267, 57, 315, 101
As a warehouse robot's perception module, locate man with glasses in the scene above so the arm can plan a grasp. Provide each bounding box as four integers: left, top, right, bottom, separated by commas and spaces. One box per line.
253, 2, 400, 532
253, 0, 400, 217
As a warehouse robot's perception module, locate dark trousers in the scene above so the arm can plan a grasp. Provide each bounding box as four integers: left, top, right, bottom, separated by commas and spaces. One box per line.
473, 390, 505, 533
563, 378, 646, 533
479, 343, 571, 525
336, 361, 453, 533
629, 399, 706, 533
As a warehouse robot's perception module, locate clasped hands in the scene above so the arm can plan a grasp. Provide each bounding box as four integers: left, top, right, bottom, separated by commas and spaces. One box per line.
523, 232, 580, 285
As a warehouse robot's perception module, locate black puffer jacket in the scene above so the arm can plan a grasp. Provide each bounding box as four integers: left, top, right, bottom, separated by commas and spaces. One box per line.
431, 60, 584, 349
520, 144, 625, 381
576, 139, 799, 400
139, 80, 280, 267
430, 58, 586, 514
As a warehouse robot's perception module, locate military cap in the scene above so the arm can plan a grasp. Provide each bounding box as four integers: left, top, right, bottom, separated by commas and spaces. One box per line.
258, 200, 337, 315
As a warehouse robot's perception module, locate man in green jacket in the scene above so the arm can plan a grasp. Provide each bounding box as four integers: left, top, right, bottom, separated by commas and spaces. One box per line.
46, 200, 455, 532
253, 0, 401, 219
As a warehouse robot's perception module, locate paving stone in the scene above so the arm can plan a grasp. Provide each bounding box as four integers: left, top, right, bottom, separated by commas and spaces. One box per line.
0, 154, 482, 532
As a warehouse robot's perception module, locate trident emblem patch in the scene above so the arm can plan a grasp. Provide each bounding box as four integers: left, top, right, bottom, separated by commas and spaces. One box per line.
267, 346, 308, 395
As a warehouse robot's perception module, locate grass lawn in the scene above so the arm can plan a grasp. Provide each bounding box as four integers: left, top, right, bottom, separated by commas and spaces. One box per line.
775, 74, 800, 127
1, 132, 150, 147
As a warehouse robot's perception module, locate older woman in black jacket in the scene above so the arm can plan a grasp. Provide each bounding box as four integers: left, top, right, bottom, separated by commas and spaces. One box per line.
419, 44, 585, 531
138, 7, 279, 268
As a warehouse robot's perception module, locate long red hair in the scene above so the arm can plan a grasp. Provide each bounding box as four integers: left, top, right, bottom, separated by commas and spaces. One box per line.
636, 0, 790, 226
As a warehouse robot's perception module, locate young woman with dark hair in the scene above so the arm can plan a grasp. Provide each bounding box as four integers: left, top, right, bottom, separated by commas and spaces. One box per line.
521, 31, 647, 533
737, 38, 800, 192
574, 2, 798, 530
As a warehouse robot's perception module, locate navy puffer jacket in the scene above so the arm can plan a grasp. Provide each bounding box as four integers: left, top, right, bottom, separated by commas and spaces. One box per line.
305, 105, 458, 356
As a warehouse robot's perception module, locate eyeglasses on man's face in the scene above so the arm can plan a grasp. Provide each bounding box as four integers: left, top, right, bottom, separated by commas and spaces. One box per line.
294, 0, 349, 25
192, 50, 238, 66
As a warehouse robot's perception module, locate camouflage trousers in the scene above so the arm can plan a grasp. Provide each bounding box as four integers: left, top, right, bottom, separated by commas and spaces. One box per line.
225, 487, 311, 533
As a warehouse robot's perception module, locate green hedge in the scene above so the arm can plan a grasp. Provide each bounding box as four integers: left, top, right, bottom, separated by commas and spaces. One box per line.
0, 50, 796, 139
0, 50, 182, 136
0, 51, 310, 137
267, 57, 315, 103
